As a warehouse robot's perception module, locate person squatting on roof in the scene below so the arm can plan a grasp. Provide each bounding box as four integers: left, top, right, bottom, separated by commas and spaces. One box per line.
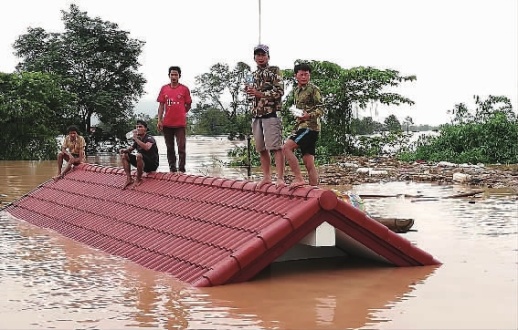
245, 44, 285, 187
119, 120, 159, 189
283, 62, 325, 188
53, 125, 85, 181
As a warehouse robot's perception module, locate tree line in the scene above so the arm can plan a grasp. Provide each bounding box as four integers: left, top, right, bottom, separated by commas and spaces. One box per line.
1, 4, 516, 164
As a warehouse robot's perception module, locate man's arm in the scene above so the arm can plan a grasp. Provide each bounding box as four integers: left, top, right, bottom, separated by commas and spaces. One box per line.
157, 103, 165, 130
133, 138, 153, 151
157, 86, 166, 130
78, 136, 86, 162
61, 137, 68, 153
310, 87, 325, 119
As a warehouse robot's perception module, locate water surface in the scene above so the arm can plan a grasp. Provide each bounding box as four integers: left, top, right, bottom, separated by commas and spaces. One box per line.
1, 136, 516, 329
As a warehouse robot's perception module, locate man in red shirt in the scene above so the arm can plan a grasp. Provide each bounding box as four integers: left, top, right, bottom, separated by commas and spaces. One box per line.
157, 66, 192, 173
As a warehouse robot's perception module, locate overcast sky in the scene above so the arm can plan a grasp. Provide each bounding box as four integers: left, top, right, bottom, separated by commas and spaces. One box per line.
1, 0, 516, 125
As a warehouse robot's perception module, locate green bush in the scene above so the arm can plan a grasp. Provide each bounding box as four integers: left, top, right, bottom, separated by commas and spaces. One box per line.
399, 109, 518, 164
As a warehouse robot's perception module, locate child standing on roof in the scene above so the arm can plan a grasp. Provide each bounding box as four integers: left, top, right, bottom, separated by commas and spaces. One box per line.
283, 63, 325, 188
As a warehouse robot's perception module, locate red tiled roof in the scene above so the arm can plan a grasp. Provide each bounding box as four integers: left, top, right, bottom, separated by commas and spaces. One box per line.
4, 163, 440, 286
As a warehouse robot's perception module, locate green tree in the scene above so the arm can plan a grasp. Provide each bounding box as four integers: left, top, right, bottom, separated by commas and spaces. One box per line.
449, 95, 515, 124
0, 72, 75, 160
192, 62, 253, 137
13, 4, 146, 136
189, 104, 232, 136
384, 114, 402, 132
400, 95, 518, 164
350, 116, 383, 135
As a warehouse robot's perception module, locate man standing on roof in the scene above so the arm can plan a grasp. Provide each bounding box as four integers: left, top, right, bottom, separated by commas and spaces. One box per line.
283, 63, 324, 188
157, 66, 192, 173
53, 125, 85, 181
245, 44, 285, 187
120, 120, 159, 189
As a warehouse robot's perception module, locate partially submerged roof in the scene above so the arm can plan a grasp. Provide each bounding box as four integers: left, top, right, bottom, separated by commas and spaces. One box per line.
4, 163, 440, 286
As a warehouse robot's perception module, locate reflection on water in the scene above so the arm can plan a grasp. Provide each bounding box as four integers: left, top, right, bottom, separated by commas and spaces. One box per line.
1, 136, 517, 329
202, 260, 438, 330
0, 216, 439, 329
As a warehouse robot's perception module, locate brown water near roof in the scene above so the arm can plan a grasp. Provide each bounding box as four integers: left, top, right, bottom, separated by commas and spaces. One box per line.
0, 136, 517, 330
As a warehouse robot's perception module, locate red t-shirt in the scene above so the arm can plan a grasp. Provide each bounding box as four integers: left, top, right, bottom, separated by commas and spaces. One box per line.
157, 83, 192, 128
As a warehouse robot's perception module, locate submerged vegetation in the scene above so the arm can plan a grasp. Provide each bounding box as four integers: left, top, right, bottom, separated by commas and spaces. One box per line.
399, 96, 518, 164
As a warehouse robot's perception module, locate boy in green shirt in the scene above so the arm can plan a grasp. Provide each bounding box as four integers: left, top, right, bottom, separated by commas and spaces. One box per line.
283, 63, 324, 187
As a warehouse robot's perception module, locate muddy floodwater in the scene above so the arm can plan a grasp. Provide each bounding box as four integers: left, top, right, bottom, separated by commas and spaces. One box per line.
1, 136, 516, 329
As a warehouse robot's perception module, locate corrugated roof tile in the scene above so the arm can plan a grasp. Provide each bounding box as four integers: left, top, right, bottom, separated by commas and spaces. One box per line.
5, 164, 440, 286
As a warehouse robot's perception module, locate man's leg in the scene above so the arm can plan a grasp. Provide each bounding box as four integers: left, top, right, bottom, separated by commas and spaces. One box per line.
274, 149, 285, 186
163, 127, 177, 172
60, 155, 82, 178
121, 153, 134, 189
59, 160, 74, 178
141, 154, 158, 177
303, 131, 319, 186
258, 150, 272, 186
53, 152, 69, 180
56, 152, 65, 175
263, 117, 284, 186
134, 153, 144, 186
303, 154, 318, 186
252, 118, 271, 187
283, 139, 305, 186
176, 127, 187, 172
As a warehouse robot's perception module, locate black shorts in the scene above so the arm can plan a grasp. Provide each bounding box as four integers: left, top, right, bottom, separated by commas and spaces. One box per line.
289, 128, 319, 156
128, 153, 159, 173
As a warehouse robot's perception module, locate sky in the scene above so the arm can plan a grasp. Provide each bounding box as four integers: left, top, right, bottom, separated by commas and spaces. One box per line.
1, 0, 516, 125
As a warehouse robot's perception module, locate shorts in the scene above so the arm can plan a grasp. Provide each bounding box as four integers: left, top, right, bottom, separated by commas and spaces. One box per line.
252, 116, 283, 152
128, 153, 159, 173
289, 128, 319, 156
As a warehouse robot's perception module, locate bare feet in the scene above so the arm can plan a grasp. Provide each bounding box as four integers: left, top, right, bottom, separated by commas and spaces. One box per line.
256, 178, 272, 189
52, 174, 63, 182
122, 178, 134, 189
142, 172, 155, 178
289, 180, 307, 190
133, 178, 142, 187
276, 179, 286, 188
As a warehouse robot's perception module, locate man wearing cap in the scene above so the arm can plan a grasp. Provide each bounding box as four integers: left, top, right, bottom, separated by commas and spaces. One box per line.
119, 119, 159, 189
245, 44, 285, 187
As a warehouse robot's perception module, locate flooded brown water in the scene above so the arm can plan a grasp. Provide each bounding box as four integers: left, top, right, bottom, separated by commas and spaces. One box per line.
1, 136, 517, 329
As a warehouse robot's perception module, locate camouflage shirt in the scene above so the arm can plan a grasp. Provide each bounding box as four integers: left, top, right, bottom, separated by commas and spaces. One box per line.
293, 82, 324, 131
251, 65, 284, 117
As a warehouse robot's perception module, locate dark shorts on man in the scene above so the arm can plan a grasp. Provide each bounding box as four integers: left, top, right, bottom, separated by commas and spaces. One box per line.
128, 153, 159, 173
289, 128, 319, 156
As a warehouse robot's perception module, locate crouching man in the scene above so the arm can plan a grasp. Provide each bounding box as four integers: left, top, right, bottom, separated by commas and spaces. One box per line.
54, 125, 85, 181
120, 120, 159, 189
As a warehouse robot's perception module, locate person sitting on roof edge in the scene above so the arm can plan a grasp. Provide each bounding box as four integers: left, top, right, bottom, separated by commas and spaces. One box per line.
53, 125, 86, 181
119, 120, 159, 189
